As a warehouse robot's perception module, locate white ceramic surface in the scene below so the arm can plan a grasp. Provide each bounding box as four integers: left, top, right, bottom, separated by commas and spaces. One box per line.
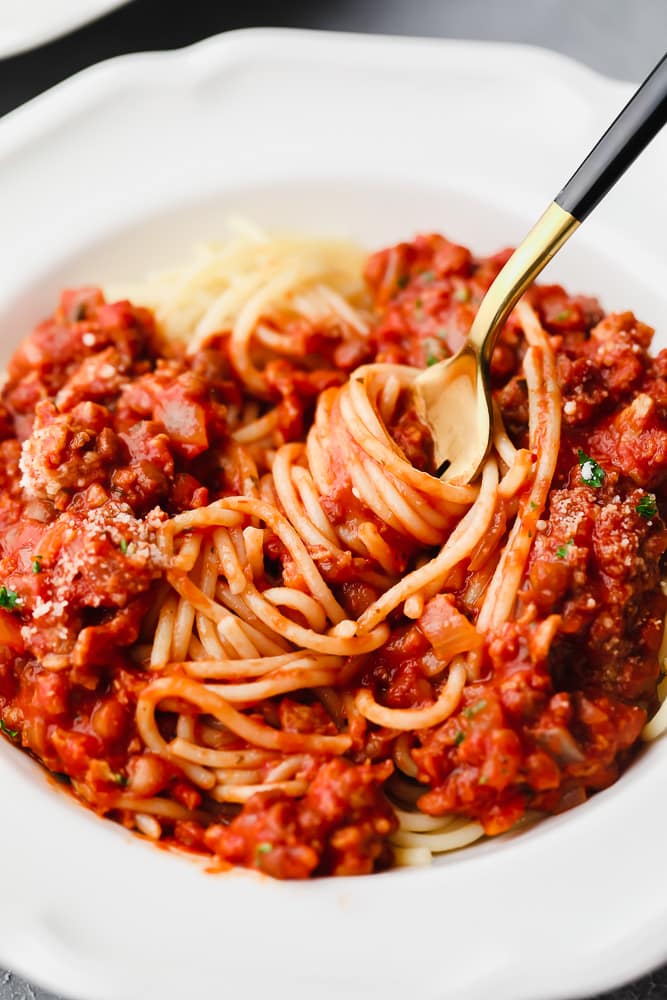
0, 0, 129, 59
0, 29, 666, 1000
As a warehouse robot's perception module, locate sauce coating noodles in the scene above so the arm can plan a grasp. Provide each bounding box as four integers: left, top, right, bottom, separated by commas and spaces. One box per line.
0, 228, 665, 878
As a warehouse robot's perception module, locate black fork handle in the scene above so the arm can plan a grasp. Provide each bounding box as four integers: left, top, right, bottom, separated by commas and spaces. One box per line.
555, 52, 667, 222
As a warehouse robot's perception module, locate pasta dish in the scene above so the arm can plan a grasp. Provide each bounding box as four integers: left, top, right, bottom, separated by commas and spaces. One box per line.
0, 226, 665, 878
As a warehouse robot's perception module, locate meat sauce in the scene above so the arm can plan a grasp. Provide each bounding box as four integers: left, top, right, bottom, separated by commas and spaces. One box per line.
363, 235, 667, 834
0, 236, 666, 875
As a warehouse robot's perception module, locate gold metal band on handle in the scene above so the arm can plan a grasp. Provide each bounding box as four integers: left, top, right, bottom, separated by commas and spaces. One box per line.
469, 202, 580, 362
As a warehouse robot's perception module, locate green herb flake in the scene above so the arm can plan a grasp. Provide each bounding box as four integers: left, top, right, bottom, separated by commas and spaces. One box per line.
577, 449, 605, 488
112, 772, 129, 787
555, 538, 575, 560
414, 297, 423, 311
32, 556, 43, 574
421, 270, 435, 283
463, 699, 487, 720
529, 501, 538, 511
0, 586, 20, 611
119, 538, 128, 555
0, 719, 19, 740
554, 309, 573, 322
424, 337, 442, 368
454, 731, 465, 746
453, 285, 471, 303
478, 774, 488, 785
636, 494, 658, 520
396, 274, 409, 289
256, 842, 273, 857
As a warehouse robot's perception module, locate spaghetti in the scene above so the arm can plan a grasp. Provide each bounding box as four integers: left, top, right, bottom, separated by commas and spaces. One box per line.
0, 227, 666, 878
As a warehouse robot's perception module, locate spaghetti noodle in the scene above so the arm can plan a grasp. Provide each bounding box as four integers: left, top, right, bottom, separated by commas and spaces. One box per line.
0, 227, 666, 878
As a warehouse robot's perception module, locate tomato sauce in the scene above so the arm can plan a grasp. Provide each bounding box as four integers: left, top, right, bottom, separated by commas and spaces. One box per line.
364, 236, 667, 835
0, 234, 666, 875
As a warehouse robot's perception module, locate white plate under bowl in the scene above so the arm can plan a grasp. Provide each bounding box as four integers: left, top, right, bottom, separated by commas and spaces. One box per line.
0, 29, 666, 1000
0, 0, 129, 60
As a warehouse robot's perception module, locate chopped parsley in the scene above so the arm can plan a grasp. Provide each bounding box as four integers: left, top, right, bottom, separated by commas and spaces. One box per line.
396, 274, 409, 289
453, 285, 471, 303
636, 494, 657, 520
463, 699, 487, 720
256, 842, 273, 858
478, 774, 488, 785
421, 270, 435, 283
554, 309, 573, 322
454, 731, 465, 746
32, 556, 43, 574
424, 337, 441, 367
414, 297, 423, 312
555, 538, 574, 559
0, 719, 19, 740
112, 772, 129, 787
0, 586, 20, 611
578, 449, 605, 488
119, 538, 128, 555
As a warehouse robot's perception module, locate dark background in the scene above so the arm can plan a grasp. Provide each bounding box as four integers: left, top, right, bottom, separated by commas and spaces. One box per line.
1, 1, 666, 998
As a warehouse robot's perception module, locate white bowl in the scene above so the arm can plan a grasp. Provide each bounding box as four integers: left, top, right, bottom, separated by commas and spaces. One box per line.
0, 29, 666, 1000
